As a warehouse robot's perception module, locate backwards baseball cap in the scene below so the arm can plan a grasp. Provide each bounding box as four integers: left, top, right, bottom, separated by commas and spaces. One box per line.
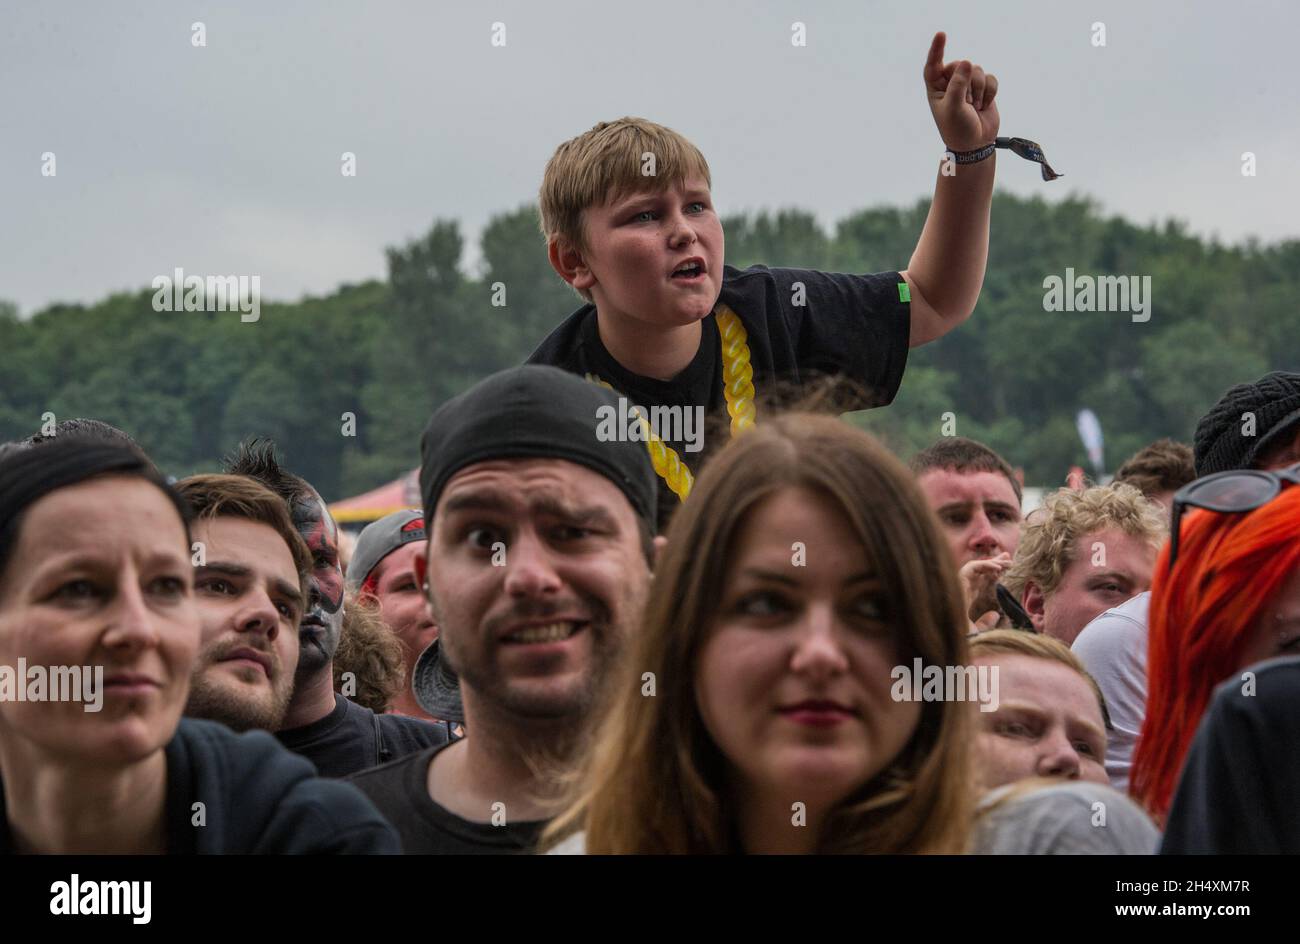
347, 509, 426, 592
418, 364, 657, 526
1194, 371, 1300, 476
411, 365, 657, 725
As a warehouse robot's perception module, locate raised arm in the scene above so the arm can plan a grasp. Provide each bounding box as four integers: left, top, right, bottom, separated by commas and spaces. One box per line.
903, 31, 998, 348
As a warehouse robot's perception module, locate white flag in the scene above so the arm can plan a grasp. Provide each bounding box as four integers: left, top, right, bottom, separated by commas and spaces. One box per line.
1076, 409, 1105, 476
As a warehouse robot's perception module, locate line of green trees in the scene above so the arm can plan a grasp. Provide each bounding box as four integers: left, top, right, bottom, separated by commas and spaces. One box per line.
3, 192, 1296, 498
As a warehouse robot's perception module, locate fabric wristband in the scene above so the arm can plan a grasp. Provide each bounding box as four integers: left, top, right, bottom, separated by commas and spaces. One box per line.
947, 136, 1062, 181
951, 142, 996, 164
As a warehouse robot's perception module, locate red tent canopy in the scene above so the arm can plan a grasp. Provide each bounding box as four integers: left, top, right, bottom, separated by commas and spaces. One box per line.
329, 469, 420, 524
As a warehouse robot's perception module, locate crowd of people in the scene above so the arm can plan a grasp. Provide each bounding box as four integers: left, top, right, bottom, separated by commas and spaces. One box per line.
1, 362, 1296, 855
2, 55, 1298, 854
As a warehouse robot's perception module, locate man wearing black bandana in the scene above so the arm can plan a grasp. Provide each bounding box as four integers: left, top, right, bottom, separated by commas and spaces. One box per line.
347, 366, 659, 853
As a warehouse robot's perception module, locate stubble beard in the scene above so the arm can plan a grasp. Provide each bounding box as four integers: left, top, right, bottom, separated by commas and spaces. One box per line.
186, 662, 294, 733
432, 593, 626, 725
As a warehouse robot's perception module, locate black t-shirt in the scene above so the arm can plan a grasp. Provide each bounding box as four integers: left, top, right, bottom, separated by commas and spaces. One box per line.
0, 718, 399, 854
346, 741, 546, 854
527, 264, 910, 530
276, 693, 451, 779
1160, 656, 1300, 854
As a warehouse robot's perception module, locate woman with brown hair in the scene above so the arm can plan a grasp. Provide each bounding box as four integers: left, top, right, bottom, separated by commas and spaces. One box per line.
543, 413, 974, 853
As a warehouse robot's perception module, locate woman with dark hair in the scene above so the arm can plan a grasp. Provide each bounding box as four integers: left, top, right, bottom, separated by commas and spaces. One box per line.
1131, 465, 1300, 823
542, 413, 975, 853
0, 438, 397, 853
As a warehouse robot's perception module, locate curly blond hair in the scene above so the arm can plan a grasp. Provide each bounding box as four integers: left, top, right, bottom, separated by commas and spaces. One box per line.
333, 591, 407, 714
1003, 484, 1166, 600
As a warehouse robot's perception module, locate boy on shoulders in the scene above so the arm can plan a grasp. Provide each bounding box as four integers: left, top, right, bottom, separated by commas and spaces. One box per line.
531, 34, 1011, 529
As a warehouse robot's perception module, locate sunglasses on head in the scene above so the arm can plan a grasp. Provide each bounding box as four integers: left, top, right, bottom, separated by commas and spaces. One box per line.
1168, 461, 1300, 568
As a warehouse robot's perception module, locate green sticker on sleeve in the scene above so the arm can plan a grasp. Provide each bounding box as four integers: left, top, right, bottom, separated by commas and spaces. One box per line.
898, 282, 911, 303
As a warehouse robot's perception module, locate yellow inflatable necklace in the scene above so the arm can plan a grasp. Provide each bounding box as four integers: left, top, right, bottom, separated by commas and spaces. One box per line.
587, 304, 757, 502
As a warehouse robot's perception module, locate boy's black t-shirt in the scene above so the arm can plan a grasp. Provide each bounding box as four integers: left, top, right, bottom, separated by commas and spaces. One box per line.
526, 264, 910, 529
345, 742, 546, 854
275, 693, 451, 779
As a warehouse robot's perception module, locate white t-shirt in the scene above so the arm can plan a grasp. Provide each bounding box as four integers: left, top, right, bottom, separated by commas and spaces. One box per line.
545, 832, 587, 855
1071, 591, 1151, 792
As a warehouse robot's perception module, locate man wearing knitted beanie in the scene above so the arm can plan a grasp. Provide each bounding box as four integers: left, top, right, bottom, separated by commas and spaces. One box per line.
1192, 371, 1300, 475
1074, 369, 1300, 791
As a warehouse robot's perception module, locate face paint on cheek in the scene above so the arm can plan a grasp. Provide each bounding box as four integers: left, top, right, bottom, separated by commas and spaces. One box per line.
294, 494, 344, 613
314, 567, 344, 614
318, 605, 344, 659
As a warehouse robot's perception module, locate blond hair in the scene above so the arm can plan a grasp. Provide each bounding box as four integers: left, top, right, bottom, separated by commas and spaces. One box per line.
540, 413, 974, 854
538, 117, 712, 302
1003, 484, 1166, 600
969, 629, 1109, 728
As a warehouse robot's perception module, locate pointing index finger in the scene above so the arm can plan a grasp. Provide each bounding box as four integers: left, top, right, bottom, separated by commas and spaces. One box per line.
925, 31, 947, 81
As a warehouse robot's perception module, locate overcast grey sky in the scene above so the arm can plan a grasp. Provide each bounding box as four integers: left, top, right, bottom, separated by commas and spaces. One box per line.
2, 0, 1294, 316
